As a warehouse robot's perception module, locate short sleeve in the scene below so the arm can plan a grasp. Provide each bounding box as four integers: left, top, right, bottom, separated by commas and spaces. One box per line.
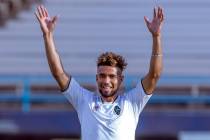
62, 78, 92, 110
125, 80, 152, 116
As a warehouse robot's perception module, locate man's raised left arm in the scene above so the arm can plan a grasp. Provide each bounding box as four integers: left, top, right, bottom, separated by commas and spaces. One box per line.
142, 7, 164, 95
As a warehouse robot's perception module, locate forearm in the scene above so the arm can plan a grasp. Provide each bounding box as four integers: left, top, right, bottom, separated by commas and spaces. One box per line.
148, 35, 163, 79
142, 35, 163, 94
43, 33, 63, 76
43, 33, 69, 90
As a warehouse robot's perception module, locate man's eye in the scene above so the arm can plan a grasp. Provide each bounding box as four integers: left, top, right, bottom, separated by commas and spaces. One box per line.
110, 75, 117, 79
99, 74, 106, 78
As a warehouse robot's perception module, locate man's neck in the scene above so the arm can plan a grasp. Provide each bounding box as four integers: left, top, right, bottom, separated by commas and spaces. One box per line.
101, 95, 118, 103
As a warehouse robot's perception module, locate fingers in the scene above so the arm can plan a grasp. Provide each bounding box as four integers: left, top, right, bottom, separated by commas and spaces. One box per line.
161, 12, 164, 22
160, 7, 164, 22
44, 7, 49, 17
40, 5, 46, 17
157, 7, 161, 18
35, 5, 48, 19
144, 16, 150, 28
153, 7, 157, 18
36, 6, 42, 18
52, 16, 58, 24
154, 6, 164, 22
34, 11, 40, 21
157, 6, 164, 22
145, 6, 164, 24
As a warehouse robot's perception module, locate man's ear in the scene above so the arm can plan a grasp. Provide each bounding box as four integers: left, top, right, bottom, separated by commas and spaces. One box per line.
96, 74, 98, 82
118, 74, 124, 83
118, 75, 124, 89
120, 75, 124, 82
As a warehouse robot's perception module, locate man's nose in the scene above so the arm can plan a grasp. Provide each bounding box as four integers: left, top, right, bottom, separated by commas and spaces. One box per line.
104, 76, 111, 83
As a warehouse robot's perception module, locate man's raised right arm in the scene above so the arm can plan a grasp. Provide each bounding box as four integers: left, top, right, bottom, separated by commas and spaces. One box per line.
35, 5, 70, 91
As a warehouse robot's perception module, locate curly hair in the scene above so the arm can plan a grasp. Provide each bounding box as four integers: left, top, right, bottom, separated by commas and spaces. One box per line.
97, 52, 127, 72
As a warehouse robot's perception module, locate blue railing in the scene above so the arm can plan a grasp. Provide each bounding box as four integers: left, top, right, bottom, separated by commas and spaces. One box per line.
0, 75, 210, 112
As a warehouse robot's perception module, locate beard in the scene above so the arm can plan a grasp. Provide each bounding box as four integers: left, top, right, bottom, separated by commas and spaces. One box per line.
98, 84, 120, 98
99, 89, 117, 98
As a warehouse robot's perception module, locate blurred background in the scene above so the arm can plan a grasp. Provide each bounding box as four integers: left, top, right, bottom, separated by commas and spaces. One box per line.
0, 0, 210, 140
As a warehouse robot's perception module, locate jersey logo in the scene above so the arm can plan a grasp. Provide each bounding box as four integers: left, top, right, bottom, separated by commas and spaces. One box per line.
94, 105, 100, 111
114, 105, 121, 115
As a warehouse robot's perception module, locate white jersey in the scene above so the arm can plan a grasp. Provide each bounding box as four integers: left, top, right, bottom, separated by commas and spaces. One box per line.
63, 78, 152, 140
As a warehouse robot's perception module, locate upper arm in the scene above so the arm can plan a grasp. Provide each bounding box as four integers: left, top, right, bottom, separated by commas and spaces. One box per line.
55, 72, 71, 92
141, 74, 159, 95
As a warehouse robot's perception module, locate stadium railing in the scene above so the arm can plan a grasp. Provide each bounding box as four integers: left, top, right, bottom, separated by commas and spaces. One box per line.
0, 75, 210, 112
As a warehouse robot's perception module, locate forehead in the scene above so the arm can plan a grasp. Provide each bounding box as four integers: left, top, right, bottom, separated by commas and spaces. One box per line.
97, 66, 119, 74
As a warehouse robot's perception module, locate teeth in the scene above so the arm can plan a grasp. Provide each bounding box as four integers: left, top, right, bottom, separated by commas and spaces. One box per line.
103, 86, 111, 89
101, 84, 112, 89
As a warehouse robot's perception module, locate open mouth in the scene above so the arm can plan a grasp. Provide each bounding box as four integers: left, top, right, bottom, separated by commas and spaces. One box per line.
101, 85, 113, 93
102, 85, 112, 89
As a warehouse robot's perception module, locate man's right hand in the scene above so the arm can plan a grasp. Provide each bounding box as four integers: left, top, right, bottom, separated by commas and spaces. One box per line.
35, 5, 57, 35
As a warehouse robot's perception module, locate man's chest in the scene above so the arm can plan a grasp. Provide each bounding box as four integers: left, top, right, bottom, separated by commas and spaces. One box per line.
79, 98, 137, 130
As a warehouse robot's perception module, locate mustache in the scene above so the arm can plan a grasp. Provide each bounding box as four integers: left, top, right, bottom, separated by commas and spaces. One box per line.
101, 83, 112, 87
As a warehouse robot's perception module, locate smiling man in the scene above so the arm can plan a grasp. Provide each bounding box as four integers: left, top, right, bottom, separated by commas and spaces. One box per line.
96, 53, 127, 103
35, 5, 164, 140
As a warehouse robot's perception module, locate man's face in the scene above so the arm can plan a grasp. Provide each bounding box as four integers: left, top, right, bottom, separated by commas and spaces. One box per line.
96, 66, 123, 99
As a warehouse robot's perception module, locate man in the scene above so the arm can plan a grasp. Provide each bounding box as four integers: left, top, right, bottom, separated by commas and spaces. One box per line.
35, 5, 164, 140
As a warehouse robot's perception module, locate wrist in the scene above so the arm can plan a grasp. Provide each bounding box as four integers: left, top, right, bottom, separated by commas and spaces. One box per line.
43, 32, 53, 38
152, 54, 163, 57
152, 33, 161, 38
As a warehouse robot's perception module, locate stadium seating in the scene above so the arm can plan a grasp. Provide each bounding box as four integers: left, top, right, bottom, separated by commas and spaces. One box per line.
0, 0, 210, 76
0, 0, 41, 26
0, 0, 210, 139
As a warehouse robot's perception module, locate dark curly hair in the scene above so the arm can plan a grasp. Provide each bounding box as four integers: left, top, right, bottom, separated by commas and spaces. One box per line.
97, 52, 127, 72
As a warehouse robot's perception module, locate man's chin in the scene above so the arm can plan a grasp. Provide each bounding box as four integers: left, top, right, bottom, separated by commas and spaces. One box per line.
100, 92, 111, 98
100, 91, 116, 98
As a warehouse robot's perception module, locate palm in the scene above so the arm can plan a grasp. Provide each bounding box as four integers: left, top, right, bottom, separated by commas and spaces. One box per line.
144, 7, 164, 36
40, 17, 56, 33
35, 5, 57, 34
